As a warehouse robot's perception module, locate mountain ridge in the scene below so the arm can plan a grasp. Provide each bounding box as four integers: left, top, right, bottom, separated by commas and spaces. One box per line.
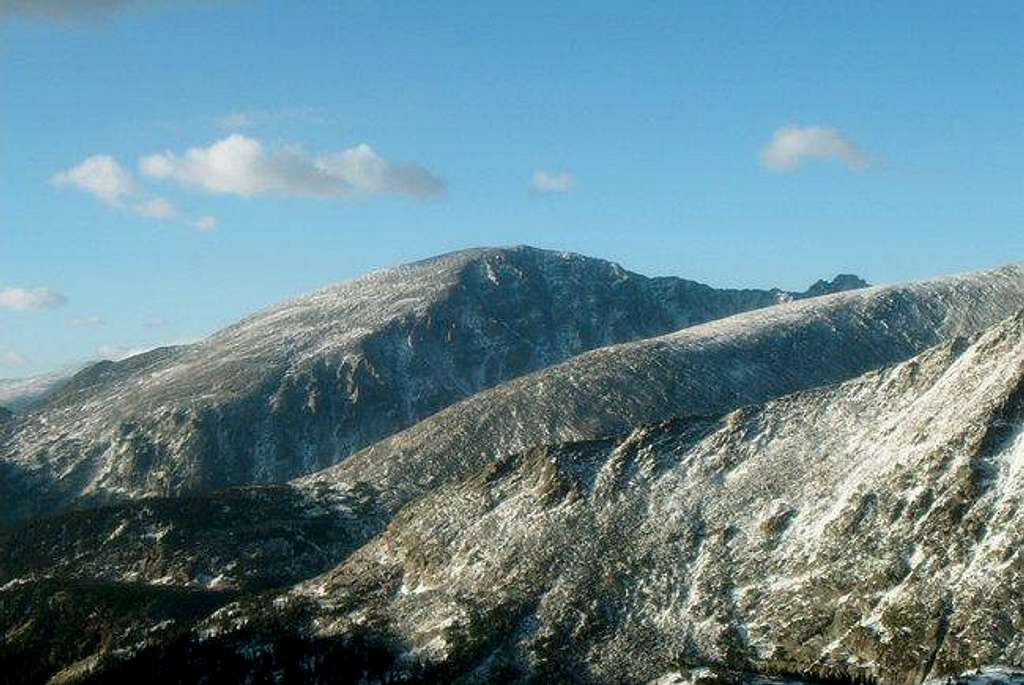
10, 306, 1024, 684
0, 245, 863, 526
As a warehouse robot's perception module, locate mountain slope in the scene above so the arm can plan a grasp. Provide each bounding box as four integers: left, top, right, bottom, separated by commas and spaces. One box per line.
2, 264, 1023, 683
97, 308, 1024, 685
307, 262, 1024, 520
0, 245, 846, 526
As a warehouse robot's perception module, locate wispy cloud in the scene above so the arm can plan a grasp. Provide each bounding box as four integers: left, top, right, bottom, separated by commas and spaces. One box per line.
68, 315, 106, 327
52, 154, 216, 229
532, 170, 574, 193
140, 134, 445, 198
760, 125, 867, 172
0, 350, 30, 368
190, 215, 218, 232
134, 197, 178, 219
52, 155, 180, 218
0, 287, 68, 312
51, 155, 136, 204
142, 317, 170, 328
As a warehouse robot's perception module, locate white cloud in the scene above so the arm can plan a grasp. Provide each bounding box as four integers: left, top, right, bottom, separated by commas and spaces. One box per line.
134, 197, 178, 219
760, 125, 867, 172
532, 170, 574, 193
142, 317, 169, 328
0, 351, 30, 368
53, 155, 181, 221
0, 287, 68, 312
140, 134, 445, 198
51, 155, 136, 205
52, 155, 220, 229
190, 215, 218, 232
68, 315, 106, 327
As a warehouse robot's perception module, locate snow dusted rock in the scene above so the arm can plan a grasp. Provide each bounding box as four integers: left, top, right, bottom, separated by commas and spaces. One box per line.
128, 309, 1024, 685
3, 265, 1024, 684
0, 246, 841, 526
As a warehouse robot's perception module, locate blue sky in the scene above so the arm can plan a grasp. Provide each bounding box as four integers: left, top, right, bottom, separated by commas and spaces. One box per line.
2, 1, 1023, 376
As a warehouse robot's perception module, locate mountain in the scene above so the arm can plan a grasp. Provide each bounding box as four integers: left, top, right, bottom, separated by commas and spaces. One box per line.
49, 308, 1024, 685
308, 262, 1024, 521
802, 273, 869, 298
3, 262, 1024, 683
270, 309, 1024, 685
0, 246, 860, 526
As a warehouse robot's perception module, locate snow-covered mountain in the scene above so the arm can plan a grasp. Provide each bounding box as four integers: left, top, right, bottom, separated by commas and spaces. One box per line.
3, 260, 1024, 684
28, 305, 1023, 685
309, 261, 1024, 522
0, 246, 857, 526
256, 308, 1024, 685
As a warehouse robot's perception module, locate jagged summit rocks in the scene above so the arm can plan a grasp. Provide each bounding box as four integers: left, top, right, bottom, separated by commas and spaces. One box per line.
803, 273, 869, 297
0, 246, 863, 526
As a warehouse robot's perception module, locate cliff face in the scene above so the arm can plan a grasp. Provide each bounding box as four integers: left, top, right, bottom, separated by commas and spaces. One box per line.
0, 246, 844, 526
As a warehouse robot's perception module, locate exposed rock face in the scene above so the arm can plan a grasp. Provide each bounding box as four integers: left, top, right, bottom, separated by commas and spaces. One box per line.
0, 246, 851, 526
803, 273, 870, 298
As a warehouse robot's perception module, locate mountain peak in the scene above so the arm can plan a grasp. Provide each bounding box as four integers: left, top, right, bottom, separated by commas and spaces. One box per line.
802, 273, 870, 297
